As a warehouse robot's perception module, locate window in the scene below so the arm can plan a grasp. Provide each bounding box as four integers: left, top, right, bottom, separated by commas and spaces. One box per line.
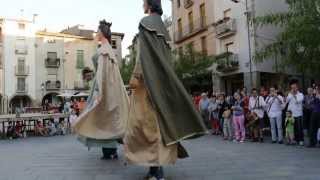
17, 58, 25, 73
224, 8, 232, 18
201, 36, 207, 55
178, 18, 183, 38
47, 52, 57, 60
111, 40, 117, 49
76, 50, 85, 69
17, 77, 26, 91
225, 42, 234, 52
177, 0, 181, 8
188, 11, 194, 33
18, 23, 25, 30
200, 4, 206, 27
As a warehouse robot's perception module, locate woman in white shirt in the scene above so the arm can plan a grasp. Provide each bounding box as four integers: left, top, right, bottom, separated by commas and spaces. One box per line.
266, 87, 285, 144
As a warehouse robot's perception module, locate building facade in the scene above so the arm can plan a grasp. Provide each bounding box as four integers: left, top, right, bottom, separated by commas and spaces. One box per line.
0, 19, 125, 113
172, 0, 216, 56
212, 0, 289, 93
1, 17, 38, 112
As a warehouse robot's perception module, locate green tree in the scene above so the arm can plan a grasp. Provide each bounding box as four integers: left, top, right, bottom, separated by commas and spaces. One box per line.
120, 54, 136, 85
254, 0, 320, 78
173, 45, 214, 92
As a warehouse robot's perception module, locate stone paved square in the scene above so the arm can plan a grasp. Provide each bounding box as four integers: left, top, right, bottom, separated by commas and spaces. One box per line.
0, 135, 320, 180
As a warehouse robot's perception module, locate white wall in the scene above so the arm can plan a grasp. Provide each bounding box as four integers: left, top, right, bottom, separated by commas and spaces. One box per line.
2, 19, 38, 101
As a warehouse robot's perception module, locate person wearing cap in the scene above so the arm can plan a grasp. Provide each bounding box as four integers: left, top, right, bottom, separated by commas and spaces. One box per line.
124, 0, 207, 179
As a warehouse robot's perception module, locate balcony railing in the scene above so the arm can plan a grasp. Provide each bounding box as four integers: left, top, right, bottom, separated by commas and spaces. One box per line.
15, 46, 28, 55
15, 65, 30, 76
16, 84, 28, 94
45, 80, 61, 90
45, 58, 60, 68
74, 81, 90, 90
184, 0, 194, 8
215, 52, 239, 73
215, 18, 237, 39
174, 17, 208, 43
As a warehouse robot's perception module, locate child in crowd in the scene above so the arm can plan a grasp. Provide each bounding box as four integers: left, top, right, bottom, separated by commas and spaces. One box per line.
209, 95, 220, 135
222, 106, 232, 140
285, 111, 295, 145
246, 112, 260, 142
232, 93, 246, 143
69, 110, 78, 133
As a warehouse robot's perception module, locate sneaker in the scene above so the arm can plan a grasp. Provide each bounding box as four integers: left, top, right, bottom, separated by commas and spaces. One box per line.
299, 141, 304, 146
240, 140, 245, 143
272, 141, 277, 144
278, 141, 283, 144
233, 139, 238, 143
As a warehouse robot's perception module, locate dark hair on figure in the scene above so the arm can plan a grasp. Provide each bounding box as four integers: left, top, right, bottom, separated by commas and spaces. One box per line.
98, 20, 112, 43
147, 0, 163, 15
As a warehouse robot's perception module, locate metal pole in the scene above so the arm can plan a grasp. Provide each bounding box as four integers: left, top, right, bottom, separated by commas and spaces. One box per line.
245, 0, 253, 89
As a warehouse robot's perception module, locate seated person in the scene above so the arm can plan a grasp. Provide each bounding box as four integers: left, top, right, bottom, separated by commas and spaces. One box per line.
35, 120, 48, 136
47, 121, 57, 136
14, 121, 23, 138
57, 120, 67, 135
6, 122, 15, 139
246, 112, 261, 142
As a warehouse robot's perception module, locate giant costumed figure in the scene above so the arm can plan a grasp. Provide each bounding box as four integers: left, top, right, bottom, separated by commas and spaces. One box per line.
73, 20, 129, 160
124, 0, 207, 179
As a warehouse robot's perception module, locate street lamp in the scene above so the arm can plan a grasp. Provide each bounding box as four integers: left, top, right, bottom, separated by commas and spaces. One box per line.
231, 0, 254, 90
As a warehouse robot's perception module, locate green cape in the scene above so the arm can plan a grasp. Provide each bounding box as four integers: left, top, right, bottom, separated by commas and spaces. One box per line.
138, 15, 207, 146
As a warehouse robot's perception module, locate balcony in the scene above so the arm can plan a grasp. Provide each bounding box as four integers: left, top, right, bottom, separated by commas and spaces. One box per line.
215, 52, 239, 73
45, 58, 60, 68
74, 81, 90, 90
15, 46, 28, 55
15, 66, 30, 76
45, 80, 61, 90
184, 0, 193, 8
16, 84, 28, 94
215, 18, 237, 39
174, 17, 208, 43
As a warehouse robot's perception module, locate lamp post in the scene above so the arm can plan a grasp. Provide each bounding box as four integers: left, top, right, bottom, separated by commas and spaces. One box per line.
231, 0, 253, 90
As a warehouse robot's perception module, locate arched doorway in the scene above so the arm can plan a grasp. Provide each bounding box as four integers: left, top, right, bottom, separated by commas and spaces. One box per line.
9, 95, 32, 113
41, 92, 63, 106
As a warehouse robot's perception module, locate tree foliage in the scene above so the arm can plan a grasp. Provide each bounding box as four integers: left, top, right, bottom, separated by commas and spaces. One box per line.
120, 52, 136, 85
254, 0, 320, 75
173, 45, 214, 92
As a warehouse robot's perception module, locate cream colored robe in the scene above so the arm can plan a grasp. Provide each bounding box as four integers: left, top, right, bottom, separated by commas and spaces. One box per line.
124, 40, 178, 166
73, 43, 129, 140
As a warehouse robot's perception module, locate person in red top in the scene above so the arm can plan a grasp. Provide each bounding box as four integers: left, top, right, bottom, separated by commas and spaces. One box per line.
241, 89, 250, 120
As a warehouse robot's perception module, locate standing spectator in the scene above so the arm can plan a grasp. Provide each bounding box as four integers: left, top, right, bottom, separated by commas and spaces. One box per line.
217, 93, 232, 134
304, 88, 315, 133
199, 93, 210, 129
208, 95, 219, 135
193, 92, 201, 111
240, 90, 250, 119
285, 110, 295, 145
266, 87, 285, 144
232, 93, 245, 143
249, 88, 266, 142
222, 106, 232, 140
308, 86, 320, 148
286, 80, 304, 146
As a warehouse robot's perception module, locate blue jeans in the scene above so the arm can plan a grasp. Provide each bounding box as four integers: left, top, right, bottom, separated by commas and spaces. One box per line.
269, 115, 283, 142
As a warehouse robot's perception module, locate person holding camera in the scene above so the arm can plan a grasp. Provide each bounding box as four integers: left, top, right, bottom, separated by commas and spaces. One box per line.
266, 87, 285, 144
